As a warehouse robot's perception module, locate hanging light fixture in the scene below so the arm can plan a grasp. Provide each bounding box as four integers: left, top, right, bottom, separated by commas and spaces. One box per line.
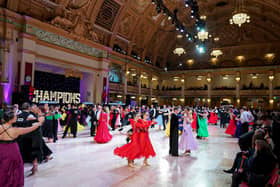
211, 49, 223, 58
229, 0, 250, 27
173, 33, 186, 56
197, 29, 209, 41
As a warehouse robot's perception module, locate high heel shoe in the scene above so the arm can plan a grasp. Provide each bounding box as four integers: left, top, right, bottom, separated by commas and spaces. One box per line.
143, 160, 150, 166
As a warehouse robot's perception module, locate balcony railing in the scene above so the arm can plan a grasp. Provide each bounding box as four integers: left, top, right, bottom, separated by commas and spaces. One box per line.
240, 90, 269, 96
127, 85, 138, 94
109, 82, 124, 93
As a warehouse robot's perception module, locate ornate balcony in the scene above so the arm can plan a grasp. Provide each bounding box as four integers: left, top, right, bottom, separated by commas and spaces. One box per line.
109, 82, 124, 94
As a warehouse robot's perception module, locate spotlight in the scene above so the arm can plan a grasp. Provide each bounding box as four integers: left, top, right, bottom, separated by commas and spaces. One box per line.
197, 45, 205, 54
191, 15, 194, 18
176, 27, 179, 31
180, 29, 184, 33
168, 16, 172, 20
186, 34, 189, 37
191, 10, 194, 13
188, 37, 192, 41
185, 4, 189, 7
179, 63, 182, 66
151, 0, 155, 4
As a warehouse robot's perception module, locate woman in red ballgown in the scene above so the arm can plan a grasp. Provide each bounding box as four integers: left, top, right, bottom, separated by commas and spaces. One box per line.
94, 108, 112, 143
208, 110, 218, 125
137, 112, 157, 166
191, 109, 197, 130
225, 110, 237, 137
114, 114, 141, 167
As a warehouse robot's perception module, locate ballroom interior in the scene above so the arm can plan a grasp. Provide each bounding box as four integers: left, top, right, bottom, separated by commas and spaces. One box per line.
0, 0, 279, 108
0, 0, 280, 187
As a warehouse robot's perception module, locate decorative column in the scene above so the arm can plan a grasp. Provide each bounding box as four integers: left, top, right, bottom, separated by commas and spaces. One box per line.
268, 71, 274, 109
235, 72, 241, 107
158, 79, 163, 105
181, 74, 185, 104
123, 64, 128, 103
0, 40, 11, 103
206, 73, 212, 106
137, 69, 142, 105
149, 73, 152, 105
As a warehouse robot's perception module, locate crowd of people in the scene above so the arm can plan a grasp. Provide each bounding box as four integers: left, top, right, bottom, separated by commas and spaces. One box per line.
0, 102, 280, 187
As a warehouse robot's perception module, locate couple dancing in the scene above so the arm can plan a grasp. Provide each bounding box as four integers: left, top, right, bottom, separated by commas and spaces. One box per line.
114, 112, 157, 167
170, 107, 198, 156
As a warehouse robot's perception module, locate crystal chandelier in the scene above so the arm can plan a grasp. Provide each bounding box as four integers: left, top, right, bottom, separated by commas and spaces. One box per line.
173, 47, 186, 56
211, 49, 223, 58
229, 0, 250, 27
197, 30, 209, 41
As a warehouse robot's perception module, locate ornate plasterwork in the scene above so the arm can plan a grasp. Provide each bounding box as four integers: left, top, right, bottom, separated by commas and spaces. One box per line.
25, 24, 107, 58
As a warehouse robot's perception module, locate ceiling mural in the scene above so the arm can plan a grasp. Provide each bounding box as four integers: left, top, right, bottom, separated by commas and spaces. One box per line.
1, 0, 280, 71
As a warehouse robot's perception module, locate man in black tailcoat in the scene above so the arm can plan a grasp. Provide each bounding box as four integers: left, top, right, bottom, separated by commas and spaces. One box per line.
169, 107, 179, 156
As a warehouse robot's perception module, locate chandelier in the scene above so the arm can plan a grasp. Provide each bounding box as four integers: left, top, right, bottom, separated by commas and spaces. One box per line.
173, 47, 186, 56
229, 0, 250, 27
211, 49, 223, 58
197, 30, 209, 41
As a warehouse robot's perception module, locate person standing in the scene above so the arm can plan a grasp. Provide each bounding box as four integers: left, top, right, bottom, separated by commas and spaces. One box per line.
89, 106, 97, 137
197, 109, 209, 139
53, 105, 61, 143
225, 110, 237, 137
137, 112, 156, 165
169, 107, 179, 156
42, 104, 54, 143
109, 106, 119, 131
94, 107, 112, 143
0, 106, 44, 187
179, 108, 198, 155
240, 106, 254, 135
62, 105, 79, 138
162, 105, 169, 130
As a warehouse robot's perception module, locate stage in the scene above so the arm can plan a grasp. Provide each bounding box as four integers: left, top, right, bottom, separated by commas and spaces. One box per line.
24, 125, 239, 187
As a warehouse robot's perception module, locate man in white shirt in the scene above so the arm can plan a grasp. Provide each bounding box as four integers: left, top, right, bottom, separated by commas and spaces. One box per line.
240, 106, 254, 135
96, 105, 102, 121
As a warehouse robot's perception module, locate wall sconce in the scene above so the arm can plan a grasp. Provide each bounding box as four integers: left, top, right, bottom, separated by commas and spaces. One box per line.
236, 56, 245, 63
268, 75, 274, 81
235, 77, 241, 82
207, 98, 211, 103
269, 99, 274, 104
237, 99, 240, 103
207, 77, 211, 82
181, 79, 185, 83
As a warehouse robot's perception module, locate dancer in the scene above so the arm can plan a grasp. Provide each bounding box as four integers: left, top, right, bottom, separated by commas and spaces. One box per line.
225, 110, 237, 137
62, 105, 79, 138
155, 106, 163, 130
42, 104, 54, 143
94, 107, 112, 143
197, 109, 209, 139
191, 109, 198, 131
169, 107, 179, 156
179, 108, 198, 155
208, 109, 218, 125
137, 112, 156, 165
114, 114, 141, 167
0, 106, 44, 187
53, 105, 61, 143
109, 106, 119, 131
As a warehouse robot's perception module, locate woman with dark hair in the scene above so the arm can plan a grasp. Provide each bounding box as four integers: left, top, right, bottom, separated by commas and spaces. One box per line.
0, 106, 44, 187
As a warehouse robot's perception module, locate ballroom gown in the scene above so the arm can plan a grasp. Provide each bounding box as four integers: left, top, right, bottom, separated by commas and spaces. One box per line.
0, 140, 24, 187
137, 119, 156, 159
179, 117, 198, 151
165, 115, 171, 137
191, 112, 198, 130
197, 115, 209, 138
94, 112, 112, 143
208, 112, 218, 124
225, 115, 237, 136
114, 119, 141, 160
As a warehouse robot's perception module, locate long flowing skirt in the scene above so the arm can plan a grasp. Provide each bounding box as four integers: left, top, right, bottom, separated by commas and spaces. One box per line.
42, 119, 53, 138
234, 121, 242, 138
208, 113, 218, 124
225, 119, 237, 136
197, 117, 209, 137
114, 133, 141, 160
94, 122, 112, 143
179, 124, 198, 151
156, 115, 163, 126
191, 117, 197, 130
138, 132, 156, 159
0, 142, 24, 187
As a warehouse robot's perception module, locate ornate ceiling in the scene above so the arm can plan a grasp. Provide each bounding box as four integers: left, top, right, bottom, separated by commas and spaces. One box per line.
1, 0, 280, 70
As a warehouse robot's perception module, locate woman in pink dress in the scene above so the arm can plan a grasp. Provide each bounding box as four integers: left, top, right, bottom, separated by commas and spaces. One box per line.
191, 109, 197, 130
179, 108, 198, 155
225, 110, 237, 137
94, 108, 112, 143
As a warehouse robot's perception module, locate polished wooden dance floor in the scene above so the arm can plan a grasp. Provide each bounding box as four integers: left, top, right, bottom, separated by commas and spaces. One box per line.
24, 125, 239, 187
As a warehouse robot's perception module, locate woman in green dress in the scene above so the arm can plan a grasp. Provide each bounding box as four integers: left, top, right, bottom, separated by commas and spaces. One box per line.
197, 110, 209, 139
